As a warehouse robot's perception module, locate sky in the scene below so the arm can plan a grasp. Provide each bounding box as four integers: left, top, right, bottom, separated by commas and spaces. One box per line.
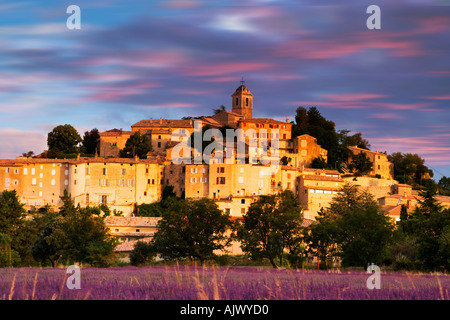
0, 0, 449, 181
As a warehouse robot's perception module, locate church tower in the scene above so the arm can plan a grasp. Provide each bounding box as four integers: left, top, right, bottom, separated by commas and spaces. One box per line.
231, 81, 253, 119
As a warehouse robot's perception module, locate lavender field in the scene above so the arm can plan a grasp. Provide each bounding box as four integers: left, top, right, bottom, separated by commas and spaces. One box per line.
0, 266, 449, 300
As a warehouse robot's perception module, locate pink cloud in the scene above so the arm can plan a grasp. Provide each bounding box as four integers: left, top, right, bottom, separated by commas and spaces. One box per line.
179, 62, 273, 77
369, 113, 401, 120
425, 95, 450, 100
321, 93, 388, 102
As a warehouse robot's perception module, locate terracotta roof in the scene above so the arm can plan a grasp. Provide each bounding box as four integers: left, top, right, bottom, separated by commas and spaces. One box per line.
301, 168, 340, 175
111, 232, 155, 237
114, 237, 153, 252
348, 146, 387, 156
382, 205, 402, 216
132, 119, 193, 128
302, 175, 343, 182
233, 85, 252, 95
302, 218, 315, 227
239, 118, 289, 125
105, 216, 161, 227
99, 129, 133, 136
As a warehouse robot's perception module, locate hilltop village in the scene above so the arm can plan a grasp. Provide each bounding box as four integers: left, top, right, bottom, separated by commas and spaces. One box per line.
1, 84, 449, 254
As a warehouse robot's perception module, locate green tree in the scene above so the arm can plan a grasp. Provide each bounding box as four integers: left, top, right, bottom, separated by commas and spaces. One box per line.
82, 128, 100, 155
130, 241, 155, 266
388, 152, 433, 186
236, 190, 304, 268
311, 156, 327, 169
31, 193, 117, 267
438, 176, 450, 195
119, 132, 152, 159
47, 124, 82, 158
305, 184, 394, 267
350, 151, 373, 176
152, 198, 232, 264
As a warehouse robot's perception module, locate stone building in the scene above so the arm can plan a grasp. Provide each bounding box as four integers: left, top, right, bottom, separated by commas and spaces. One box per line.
347, 146, 394, 180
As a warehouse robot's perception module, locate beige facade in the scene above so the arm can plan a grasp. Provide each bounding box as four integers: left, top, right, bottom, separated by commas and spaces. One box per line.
0, 156, 162, 215
99, 129, 132, 158
297, 168, 344, 220
348, 146, 394, 179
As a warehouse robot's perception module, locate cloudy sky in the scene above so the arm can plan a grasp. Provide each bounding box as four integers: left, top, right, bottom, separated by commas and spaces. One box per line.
0, 0, 449, 180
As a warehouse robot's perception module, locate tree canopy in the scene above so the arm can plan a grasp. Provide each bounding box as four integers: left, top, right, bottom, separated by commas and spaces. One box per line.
47, 124, 82, 158
119, 132, 152, 159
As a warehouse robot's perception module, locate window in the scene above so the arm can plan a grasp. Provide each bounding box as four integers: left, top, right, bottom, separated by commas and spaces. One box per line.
5, 178, 10, 187
31, 168, 35, 175
74, 180, 77, 185
190, 177, 197, 183
152, 179, 155, 185
101, 195, 108, 204
191, 168, 197, 174
14, 180, 18, 186
6, 168, 10, 173
23, 168, 28, 175
31, 178, 37, 185
86, 167, 90, 175
202, 168, 206, 173
241, 199, 245, 204
122, 168, 126, 175
157, 142, 161, 148
103, 168, 107, 175
50, 179, 55, 186
238, 177, 244, 183
241, 208, 245, 214
144, 191, 147, 196
86, 193, 90, 204
51, 169, 56, 176
145, 168, 149, 174
86, 179, 90, 186
217, 167, 225, 173
240, 168, 244, 173
64, 179, 68, 186
39, 173, 43, 178
201, 178, 207, 183
74, 168, 77, 174
38, 191, 42, 197
216, 177, 226, 184
14, 169, 19, 174
65, 170, 69, 175
39, 182, 43, 188
246, 98, 249, 106
235, 97, 239, 106
136, 229, 140, 233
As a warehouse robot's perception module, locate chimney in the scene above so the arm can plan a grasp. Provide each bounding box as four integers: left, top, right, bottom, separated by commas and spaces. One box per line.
150, 118, 152, 124
286, 118, 289, 123
160, 117, 162, 124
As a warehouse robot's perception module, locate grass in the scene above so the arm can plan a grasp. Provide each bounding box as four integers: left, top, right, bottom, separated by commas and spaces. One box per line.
0, 265, 449, 300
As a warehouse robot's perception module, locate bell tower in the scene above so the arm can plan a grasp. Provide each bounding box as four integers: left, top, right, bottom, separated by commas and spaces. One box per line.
231, 80, 253, 119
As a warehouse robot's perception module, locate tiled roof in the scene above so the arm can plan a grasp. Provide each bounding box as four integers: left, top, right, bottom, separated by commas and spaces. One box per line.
99, 129, 133, 136
132, 119, 193, 128
105, 216, 162, 227
114, 237, 153, 252
302, 218, 315, 227
348, 146, 387, 156
301, 168, 341, 175
302, 175, 343, 182
239, 118, 289, 125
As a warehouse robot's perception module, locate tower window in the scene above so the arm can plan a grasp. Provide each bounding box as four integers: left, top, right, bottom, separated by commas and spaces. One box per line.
235, 97, 239, 106
246, 98, 249, 106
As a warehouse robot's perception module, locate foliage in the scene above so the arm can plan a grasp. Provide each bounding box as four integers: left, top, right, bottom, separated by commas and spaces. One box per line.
396, 183, 450, 272
310, 156, 327, 169
291, 106, 371, 170
47, 124, 82, 158
236, 190, 304, 268
152, 198, 233, 264
31, 191, 118, 267
388, 152, 433, 186
82, 128, 100, 155
130, 241, 156, 266
304, 184, 394, 268
349, 151, 373, 176
119, 132, 152, 159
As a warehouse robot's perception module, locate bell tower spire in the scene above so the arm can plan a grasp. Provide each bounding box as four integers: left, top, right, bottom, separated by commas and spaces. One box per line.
231, 80, 253, 119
